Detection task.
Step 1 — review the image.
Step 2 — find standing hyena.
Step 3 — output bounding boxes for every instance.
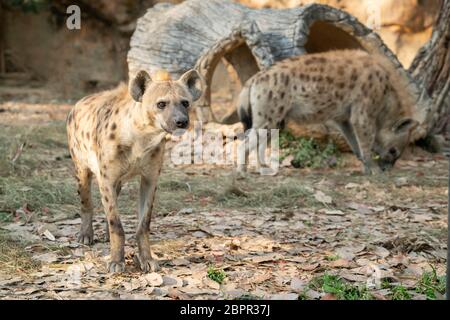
[237,50,419,174]
[66,69,203,272]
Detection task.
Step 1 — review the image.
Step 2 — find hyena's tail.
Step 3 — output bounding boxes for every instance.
[237,83,253,131]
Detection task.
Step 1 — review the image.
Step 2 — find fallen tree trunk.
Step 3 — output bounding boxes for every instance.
[127,0,446,150]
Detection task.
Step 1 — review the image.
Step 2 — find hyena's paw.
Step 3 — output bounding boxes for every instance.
[134,254,160,273]
[108,261,125,273]
[235,167,249,180]
[78,229,94,245]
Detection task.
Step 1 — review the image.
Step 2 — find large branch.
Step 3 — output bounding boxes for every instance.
[128,0,417,119]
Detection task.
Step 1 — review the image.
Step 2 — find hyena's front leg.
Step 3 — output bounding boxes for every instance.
[350,111,378,175]
[76,167,94,245]
[135,175,160,272]
[334,120,362,160]
[98,177,125,273]
[136,147,164,272]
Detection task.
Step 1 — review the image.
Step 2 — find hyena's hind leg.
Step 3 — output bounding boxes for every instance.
[135,146,165,272]
[237,128,258,173]
[237,122,277,175]
[76,167,95,245]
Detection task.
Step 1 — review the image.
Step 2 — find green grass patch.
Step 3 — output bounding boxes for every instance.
[207,265,226,284]
[390,285,412,300]
[217,181,310,209]
[325,254,340,261]
[279,130,340,169]
[415,267,446,300]
[309,274,372,300]
[0,175,77,213]
[0,122,68,178]
[0,211,13,223]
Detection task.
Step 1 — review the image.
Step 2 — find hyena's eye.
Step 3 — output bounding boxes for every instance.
[157,101,167,109]
[181,100,190,108]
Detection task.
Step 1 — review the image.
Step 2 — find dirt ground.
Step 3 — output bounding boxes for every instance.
[0,98,447,300]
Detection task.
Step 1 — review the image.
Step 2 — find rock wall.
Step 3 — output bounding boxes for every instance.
[240,0,440,67]
[1,9,128,98]
[0,0,181,99]
[0,0,440,99]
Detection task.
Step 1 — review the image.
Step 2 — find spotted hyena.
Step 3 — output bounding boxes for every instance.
[66,69,203,272]
[238,50,419,174]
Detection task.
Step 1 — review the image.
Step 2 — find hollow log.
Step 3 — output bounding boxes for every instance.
[127,0,442,149]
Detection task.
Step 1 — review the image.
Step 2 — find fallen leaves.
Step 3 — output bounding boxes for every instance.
[32,252,58,263]
[0,151,447,300]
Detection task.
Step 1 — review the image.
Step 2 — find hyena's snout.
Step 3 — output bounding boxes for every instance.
[174,115,189,129]
[172,108,189,129]
[377,148,400,171]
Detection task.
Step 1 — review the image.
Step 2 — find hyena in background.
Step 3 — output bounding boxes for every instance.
[66,69,203,272]
[237,50,419,175]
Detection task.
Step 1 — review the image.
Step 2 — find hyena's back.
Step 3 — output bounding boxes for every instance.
[240,50,413,130]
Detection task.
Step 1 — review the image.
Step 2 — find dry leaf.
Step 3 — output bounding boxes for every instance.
[172,258,190,266]
[314,191,333,204]
[33,252,58,263]
[290,277,306,292]
[144,273,163,287]
[162,275,183,288]
[245,253,283,264]
[270,293,299,300]
[202,277,220,290]
[43,229,56,241]
[322,209,345,216]
[329,259,353,268]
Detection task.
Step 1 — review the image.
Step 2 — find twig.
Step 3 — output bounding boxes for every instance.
[11,142,27,164]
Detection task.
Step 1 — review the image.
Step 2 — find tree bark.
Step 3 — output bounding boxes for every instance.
[409,0,450,137]
[0,4,4,74]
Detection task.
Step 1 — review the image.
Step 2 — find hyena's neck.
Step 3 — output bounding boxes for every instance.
[123,101,165,143]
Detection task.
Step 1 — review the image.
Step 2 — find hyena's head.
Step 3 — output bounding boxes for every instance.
[374,118,418,171]
[130,69,204,133]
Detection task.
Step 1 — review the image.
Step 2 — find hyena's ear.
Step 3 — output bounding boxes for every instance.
[178,69,204,102]
[392,118,419,134]
[130,70,152,102]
